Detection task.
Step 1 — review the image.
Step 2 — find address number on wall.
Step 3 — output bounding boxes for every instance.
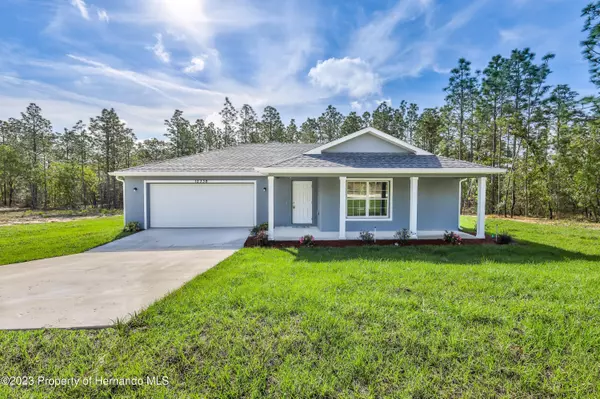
[194,179,208,184]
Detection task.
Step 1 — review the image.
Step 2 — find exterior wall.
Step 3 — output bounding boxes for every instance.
[317,177,340,232]
[324,133,411,153]
[416,177,460,231]
[274,177,318,226]
[313,176,459,232]
[123,175,459,232]
[123,176,268,229]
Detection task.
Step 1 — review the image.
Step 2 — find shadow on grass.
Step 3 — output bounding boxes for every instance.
[279,239,600,265]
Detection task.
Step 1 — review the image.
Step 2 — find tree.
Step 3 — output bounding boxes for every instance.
[414,108,443,153]
[164,110,196,157]
[372,102,394,134]
[285,119,299,143]
[89,108,131,208]
[238,104,259,144]
[19,103,53,209]
[582,2,600,89]
[361,111,372,128]
[135,138,171,164]
[406,103,419,144]
[317,105,344,142]
[341,112,363,136]
[300,118,319,143]
[444,59,477,160]
[259,106,285,142]
[220,97,238,147]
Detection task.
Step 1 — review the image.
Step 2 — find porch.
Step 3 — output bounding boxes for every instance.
[273,226,479,241]
[266,175,487,241]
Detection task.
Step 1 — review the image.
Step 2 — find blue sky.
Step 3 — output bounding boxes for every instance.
[0,0,593,140]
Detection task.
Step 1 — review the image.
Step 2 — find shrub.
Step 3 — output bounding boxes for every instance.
[393,228,412,245]
[359,230,375,244]
[299,234,315,247]
[443,230,462,245]
[250,222,268,237]
[496,232,513,245]
[254,230,269,247]
[123,221,142,232]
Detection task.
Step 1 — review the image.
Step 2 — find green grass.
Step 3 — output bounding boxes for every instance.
[0,216,130,265]
[1,217,599,397]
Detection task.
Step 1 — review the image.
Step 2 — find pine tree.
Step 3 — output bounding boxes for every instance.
[238,104,259,143]
[341,112,363,136]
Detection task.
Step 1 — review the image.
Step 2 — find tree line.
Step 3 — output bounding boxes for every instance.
[1,3,600,220]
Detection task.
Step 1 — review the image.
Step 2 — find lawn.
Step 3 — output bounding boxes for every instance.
[0,216,130,266]
[1,217,599,397]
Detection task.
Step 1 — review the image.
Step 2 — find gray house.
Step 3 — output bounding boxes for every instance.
[112,128,505,240]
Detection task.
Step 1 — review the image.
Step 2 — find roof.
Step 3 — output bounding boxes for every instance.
[113,143,319,175]
[112,131,506,176]
[263,153,494,169]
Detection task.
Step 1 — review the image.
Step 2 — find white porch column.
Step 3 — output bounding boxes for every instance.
[409,177,419,238]
[339,176,347,239]
[476,177,487,239]
[268,175,275,240]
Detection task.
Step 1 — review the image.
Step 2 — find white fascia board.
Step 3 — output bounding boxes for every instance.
[109,171,263,177]
[254,167,507,176]
[304,127,432,155]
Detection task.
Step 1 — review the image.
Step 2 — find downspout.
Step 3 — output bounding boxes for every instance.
[116,176,126,226]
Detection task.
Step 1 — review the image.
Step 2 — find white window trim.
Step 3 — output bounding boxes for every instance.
[345,178,393,221]
[143,179,257,229]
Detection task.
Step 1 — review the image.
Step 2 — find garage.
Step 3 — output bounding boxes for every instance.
[148,182,256,228]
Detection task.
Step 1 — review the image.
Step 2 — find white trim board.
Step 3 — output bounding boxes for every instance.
[304,127,432,155]
[143,179,257,229]
[111,171,262,177]
[254,167,507,176]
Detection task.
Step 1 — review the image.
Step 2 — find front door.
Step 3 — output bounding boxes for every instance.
[292,181,313,224]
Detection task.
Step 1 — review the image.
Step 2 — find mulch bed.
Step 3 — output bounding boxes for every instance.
[244,235,495,248]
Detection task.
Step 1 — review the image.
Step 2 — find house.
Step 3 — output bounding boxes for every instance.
[112,127,506,240]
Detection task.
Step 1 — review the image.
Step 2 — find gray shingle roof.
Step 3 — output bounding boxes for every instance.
[115,143,497,174]
[115,143,320,173]
[264,153,495,169]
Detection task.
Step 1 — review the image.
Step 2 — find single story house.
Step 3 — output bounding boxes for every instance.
[112,128,506,240]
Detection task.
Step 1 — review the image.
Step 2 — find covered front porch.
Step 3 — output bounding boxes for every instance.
[266,175,488,241]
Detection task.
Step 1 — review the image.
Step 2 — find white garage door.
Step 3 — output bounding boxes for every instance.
[149,182,255,228]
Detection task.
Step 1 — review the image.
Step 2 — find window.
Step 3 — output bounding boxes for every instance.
[346,180,390,219]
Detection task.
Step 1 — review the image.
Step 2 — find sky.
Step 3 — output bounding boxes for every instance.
[0,0,594,140]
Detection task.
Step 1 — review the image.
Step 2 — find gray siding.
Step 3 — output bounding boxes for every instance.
[417,177,460,231]
[123,175,459,232]
[324,133,411,153]
[317,177,340,232]
[123,176,268,229]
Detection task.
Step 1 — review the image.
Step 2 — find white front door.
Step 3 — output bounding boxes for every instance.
[292,181,313,224]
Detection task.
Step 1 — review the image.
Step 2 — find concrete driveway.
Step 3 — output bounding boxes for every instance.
[0,228,249,330]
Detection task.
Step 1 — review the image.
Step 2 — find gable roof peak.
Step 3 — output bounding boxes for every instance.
[304,127,432,155]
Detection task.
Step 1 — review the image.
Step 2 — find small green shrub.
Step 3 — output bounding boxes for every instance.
[250,223,268,237]
[359,231,375,244]
[393,228,412,245]
[254,230,269,247]
[496,232,513,245]
[123,221,142,232]
[443,230,462,245]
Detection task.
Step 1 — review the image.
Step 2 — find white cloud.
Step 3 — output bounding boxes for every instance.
[97,9,109,23]
[308,57,381,98]
[70,0,90,20]
[350,101,362,110]
[149,34,170,64]
[183,57,206,74]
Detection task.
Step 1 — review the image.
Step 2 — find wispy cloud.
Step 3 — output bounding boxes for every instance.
[149,33,170,64]
[183,57,206,74]
[97,9,109,23]
[70,0,90,20]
